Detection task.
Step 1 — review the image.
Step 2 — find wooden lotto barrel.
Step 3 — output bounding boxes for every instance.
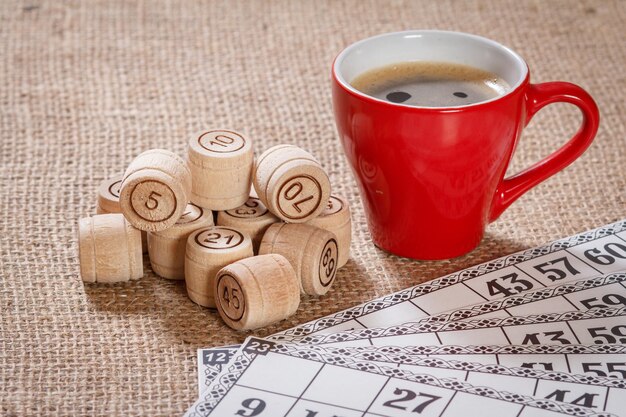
[96,175,123,214]
[184,226,253,308]
[120,149,192,232]
[78,213,143,283]
[187,129,254,210]
[259,223,338,296]
[97,174,148,253]
[215,254,300,331]
[147,203,214,280]
[253,145,330,223]
[216,197,280,253]
[307,195,351,268]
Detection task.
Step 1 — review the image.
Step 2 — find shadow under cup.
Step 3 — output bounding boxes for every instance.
[332,31,588,260]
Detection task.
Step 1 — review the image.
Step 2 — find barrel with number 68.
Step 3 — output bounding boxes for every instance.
[259,223,339,296]
[184,226,253,307]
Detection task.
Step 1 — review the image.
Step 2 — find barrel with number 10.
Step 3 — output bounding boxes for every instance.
[188,130,254,210]
[253,145,331,223]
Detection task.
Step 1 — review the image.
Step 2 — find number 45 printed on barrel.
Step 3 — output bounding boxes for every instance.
[463,234,626,301]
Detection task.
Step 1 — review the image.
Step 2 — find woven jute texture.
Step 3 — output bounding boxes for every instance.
[1,0,624,415]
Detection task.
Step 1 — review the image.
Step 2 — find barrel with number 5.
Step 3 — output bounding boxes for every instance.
[184,226,253,307]
[215,254,300,330]
[188,129,254,210]
[259,223,339,296]
[216,197,280,253]
[120,149,192,232]
[253,145,331,223]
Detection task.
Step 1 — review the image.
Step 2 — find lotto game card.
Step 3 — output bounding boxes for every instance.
[187,338,617,417]
[270,219,626,339]
[192,219,626,415]
[273,306,626,347]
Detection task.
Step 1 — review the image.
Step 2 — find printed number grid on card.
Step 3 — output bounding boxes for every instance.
[197,344,626,397]
[294,345,626,414]
[195,220,626,365]
[186,338,617,417]
[425,272,626,322]
[268,219,626,339]
[274,306,626,347]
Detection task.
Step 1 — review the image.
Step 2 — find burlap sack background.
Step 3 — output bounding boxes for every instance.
[1,0,624,415]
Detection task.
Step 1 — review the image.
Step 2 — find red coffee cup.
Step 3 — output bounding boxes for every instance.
[332,30,599,260]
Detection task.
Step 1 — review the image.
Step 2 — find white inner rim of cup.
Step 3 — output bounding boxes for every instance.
[334,30,528,109]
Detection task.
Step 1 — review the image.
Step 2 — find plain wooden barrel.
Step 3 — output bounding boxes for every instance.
[120,149,192,232]
[253,145,330,223]
[147,203,214,280]
[187,129,254,210]
[216,197,280,253]
[78,213,143,283]
[184,226,253,308]
[96,174,148,253]
[215,254,300,331]
[307,195,351,268]
[259,223,339,296]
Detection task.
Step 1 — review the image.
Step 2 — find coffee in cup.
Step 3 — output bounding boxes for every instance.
[350,61,511,107]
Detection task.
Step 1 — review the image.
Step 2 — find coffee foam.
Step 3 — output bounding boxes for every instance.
[351,61,511,107]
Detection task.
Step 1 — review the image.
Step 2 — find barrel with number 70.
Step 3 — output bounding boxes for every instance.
[253,145,331,223]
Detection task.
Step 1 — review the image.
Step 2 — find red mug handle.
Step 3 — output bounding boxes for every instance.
[489,82,600,222]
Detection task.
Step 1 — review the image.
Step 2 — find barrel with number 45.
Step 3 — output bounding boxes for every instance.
[215,254,300,330]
